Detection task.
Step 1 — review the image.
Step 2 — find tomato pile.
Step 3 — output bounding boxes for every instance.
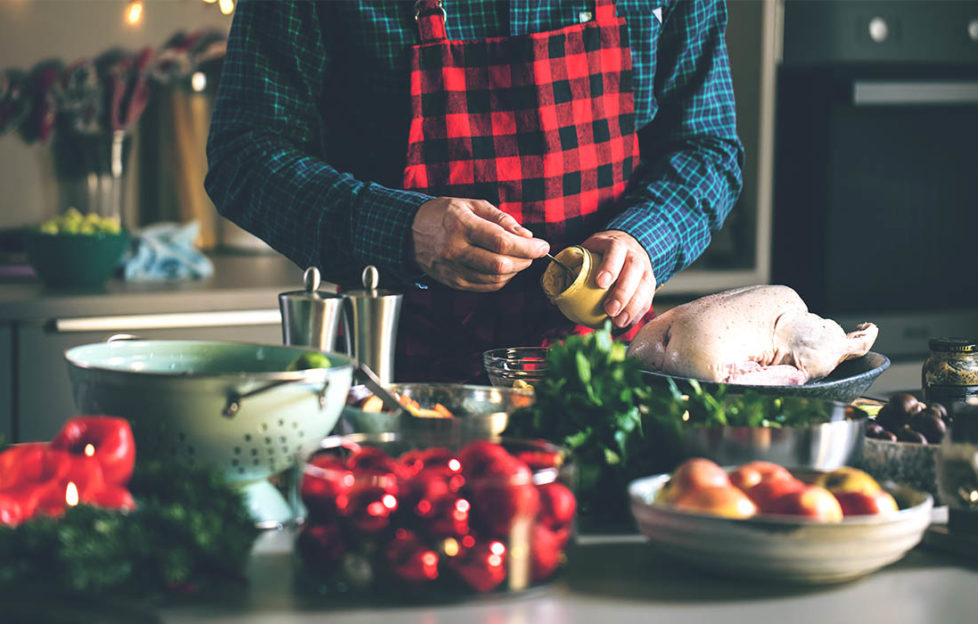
[296,439,576,595]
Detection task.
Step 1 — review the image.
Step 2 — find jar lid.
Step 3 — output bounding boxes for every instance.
[928,338,977,353]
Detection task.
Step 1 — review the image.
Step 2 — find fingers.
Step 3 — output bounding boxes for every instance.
[413,197,547,292]
[466,202,549,258]
[606,257,655,328]
[583,231,656,328]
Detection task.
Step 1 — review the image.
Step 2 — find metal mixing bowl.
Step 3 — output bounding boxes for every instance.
[674,400,868,470]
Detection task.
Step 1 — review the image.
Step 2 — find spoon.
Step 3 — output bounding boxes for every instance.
[545,253,575,276]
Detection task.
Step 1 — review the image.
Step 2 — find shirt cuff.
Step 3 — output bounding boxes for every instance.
[353,184,433,286]
[604,210,680,285]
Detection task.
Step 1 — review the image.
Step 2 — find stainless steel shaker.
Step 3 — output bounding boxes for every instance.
[278,267,348,353]
[343,266,403,384]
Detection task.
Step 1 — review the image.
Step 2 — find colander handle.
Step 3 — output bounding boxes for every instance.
[222,378,331,419]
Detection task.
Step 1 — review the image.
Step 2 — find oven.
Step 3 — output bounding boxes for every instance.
[772,0,978,359]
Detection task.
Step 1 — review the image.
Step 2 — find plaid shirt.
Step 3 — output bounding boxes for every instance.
[205,0,743,289]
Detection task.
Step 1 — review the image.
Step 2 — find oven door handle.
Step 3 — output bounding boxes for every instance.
[853,80,978,106]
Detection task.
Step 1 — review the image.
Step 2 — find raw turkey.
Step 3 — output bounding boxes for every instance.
[626,285,878,385]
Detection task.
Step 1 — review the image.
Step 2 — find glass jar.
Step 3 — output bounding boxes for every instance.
[936,400,978,535]
[295,433,576,600]
[921,338,978,408]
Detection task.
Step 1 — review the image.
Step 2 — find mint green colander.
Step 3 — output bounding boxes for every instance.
[65,339,354,528]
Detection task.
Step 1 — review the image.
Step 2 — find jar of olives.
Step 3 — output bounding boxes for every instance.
[922,338,978,410]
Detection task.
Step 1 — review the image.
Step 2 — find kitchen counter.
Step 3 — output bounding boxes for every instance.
[0,253,308,322]
[157,529,978,624]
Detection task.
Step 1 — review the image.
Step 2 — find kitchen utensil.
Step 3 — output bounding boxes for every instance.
[641,352,891,404]
[279,266,347,353]
[545,252,574,276]
[629,469,933,584]
[64,339,355,528]
[675,399,867,471]
[342,265,403,384]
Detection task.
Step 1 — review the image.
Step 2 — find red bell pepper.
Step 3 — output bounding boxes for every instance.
[0,491,25,526]
[51,416,136,485]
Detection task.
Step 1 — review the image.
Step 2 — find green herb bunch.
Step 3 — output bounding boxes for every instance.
[646,378,844,441]
[0,459,260,598]
[505,323,656,524]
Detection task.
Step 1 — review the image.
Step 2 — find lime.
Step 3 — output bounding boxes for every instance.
[286,351,331,371]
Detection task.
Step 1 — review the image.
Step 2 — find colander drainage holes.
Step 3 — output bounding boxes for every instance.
[265,437,272,444]
[232,459,240,467]
[251,449,258,456]
[278,419,285,426]
[234,447,241,455]
[244,434,252,442]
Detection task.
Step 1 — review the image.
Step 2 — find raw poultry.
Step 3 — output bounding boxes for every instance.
[626,285,878,385]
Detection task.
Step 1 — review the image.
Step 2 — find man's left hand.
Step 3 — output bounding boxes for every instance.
[581,231,656,329]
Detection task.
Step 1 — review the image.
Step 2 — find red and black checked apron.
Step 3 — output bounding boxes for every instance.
[398,0,645,382]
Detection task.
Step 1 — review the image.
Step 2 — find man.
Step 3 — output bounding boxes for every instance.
[206,0,743,381]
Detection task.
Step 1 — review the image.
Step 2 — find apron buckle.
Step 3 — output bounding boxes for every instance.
[414,0,447,24]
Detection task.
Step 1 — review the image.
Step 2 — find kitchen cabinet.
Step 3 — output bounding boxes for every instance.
[0,323,11,442]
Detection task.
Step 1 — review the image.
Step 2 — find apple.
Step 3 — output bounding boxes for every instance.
[659,458,731,503]
[766,485,844,522]
[745,477,806,512]
[672,485,757,519]
[728,461,794,491]
[834,490,899,516]
[813,466,883,496]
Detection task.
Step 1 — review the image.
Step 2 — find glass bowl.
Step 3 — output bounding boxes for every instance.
[295,432,576,599]
[483,347,549,389]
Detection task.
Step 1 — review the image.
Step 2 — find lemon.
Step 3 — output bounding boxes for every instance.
[286,351,331,371]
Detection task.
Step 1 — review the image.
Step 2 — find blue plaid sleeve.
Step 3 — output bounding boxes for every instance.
[205,0,431,287]
[606,0,744,285]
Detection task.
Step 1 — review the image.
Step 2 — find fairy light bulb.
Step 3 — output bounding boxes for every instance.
[218,0,234,15]
[125,0,143,25]
[83,443,95,457]
[65,482,79,507]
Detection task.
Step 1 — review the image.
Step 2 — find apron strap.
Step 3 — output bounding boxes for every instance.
[594,0,618,23]
[415,0,447,43]
[416,0,618,43]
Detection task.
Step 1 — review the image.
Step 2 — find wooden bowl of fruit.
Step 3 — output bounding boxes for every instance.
[629,459,933,584]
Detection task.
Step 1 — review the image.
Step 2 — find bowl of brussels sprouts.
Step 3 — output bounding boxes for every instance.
[25,209,130,289]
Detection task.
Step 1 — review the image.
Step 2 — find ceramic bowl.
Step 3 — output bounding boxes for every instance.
[629,470,933,585]
[24,228,130,289]
[64,339,355,527]
[641,352,891,404]
[295,432,575,598]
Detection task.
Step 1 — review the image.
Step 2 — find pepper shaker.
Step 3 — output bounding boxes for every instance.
[342,266,403,384]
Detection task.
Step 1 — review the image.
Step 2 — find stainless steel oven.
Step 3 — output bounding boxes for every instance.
[772,0,978,359]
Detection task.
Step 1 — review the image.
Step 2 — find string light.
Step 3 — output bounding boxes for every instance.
[65,482,79,507]
[218,0,234,16]
[125,0,143,26]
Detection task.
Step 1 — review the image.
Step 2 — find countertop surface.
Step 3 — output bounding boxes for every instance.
[0,254,309,322]
[156,529,978,624]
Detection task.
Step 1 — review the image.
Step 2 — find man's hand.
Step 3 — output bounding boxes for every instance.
[582,230,656,328]
[412,197,550,292]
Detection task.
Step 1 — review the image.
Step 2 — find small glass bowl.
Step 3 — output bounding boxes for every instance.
[295,432,575,599]
[483,347,549,389]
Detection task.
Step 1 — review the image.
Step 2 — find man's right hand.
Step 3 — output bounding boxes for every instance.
[411,197,550,292]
